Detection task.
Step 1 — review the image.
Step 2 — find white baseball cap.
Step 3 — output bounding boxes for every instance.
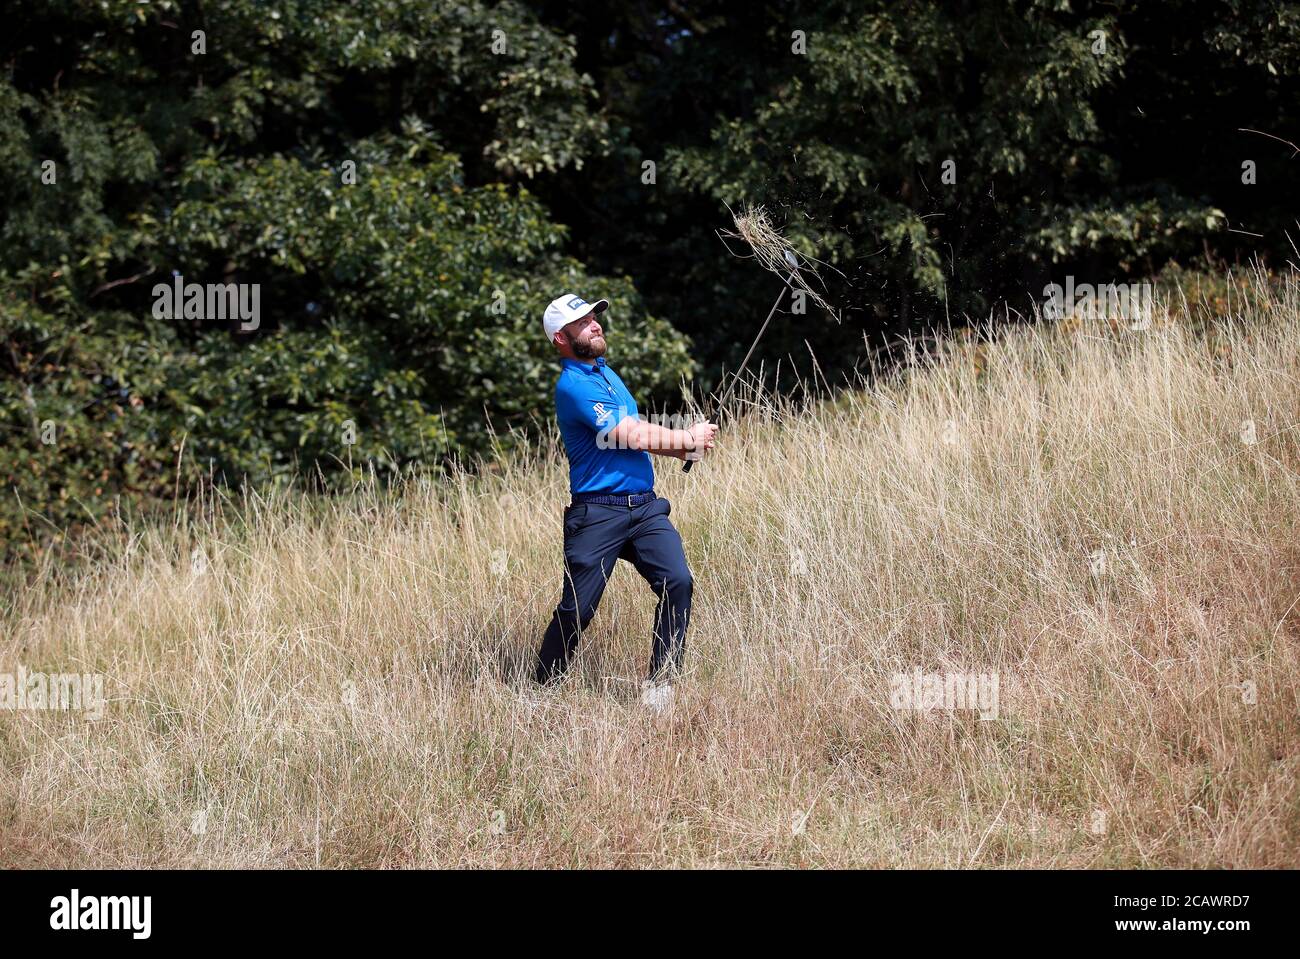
[543,293,608,344]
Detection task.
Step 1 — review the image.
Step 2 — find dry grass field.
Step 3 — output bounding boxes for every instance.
[3,274,1299,868]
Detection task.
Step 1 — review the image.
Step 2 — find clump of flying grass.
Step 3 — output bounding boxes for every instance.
[720,202,842,320]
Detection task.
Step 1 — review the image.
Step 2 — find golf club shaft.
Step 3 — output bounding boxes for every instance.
[683,271,795,473]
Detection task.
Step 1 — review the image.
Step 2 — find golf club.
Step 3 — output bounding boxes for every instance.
[683,252,800,473]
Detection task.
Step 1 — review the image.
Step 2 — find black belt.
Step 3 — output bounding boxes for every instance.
[571,490,656,507]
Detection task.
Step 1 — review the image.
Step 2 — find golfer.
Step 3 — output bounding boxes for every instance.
[534,293,718,710]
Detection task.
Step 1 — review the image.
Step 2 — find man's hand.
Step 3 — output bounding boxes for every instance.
[687,421,719,452]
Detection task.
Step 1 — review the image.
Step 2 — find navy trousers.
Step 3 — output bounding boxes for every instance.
[535,495,694,684]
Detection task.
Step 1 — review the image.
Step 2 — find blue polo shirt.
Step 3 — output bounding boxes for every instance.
[555,356,655,495]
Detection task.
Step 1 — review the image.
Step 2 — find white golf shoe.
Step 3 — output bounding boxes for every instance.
[640,681,675,715]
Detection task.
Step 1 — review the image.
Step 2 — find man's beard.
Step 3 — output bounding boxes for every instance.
[569,332,606,359]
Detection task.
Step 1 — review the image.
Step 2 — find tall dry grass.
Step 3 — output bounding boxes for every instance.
[2,273,1299,868]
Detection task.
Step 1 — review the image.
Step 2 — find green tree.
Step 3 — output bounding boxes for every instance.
[0,0,693,567]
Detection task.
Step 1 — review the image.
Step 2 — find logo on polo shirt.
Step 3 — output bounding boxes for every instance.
[593,402,611,424]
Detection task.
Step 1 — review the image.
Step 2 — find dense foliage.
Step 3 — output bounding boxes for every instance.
[3,0,1297,561]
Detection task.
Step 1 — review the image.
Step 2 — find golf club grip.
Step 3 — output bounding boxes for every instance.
[681,411,712,472]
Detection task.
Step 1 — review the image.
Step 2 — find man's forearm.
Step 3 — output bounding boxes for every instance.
[624,418,694,453]
[644,445,687,459]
